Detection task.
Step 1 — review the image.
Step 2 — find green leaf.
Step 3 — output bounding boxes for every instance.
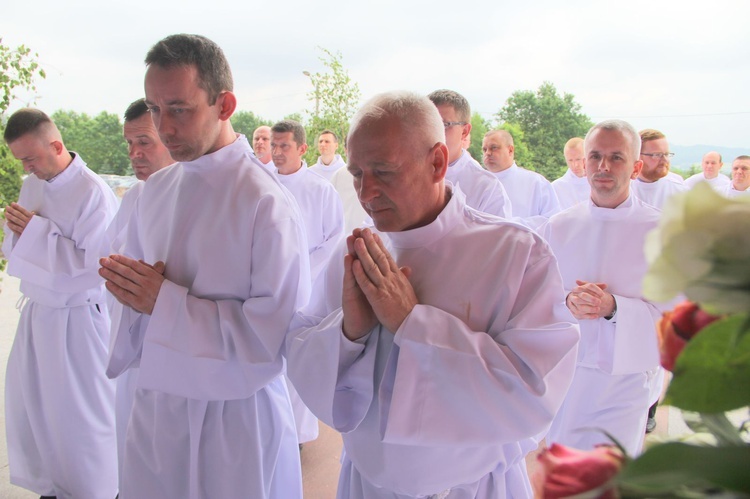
[617,442,750,495]
[664,314,750,412]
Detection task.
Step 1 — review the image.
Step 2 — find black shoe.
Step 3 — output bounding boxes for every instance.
[645,417,657,433]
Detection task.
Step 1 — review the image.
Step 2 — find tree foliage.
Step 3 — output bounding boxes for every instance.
[231,110,272,138]
[303,47,361,165]
[1,38,46,266]
[496,81,592,180]
[52,110,130,175]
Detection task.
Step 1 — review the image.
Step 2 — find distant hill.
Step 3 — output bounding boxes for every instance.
[670,144,748,175]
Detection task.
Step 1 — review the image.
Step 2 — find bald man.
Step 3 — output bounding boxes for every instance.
[482,129,561,229]
[252,125,275,172]
[2,108,119,498]
[684,151,730,190]
[552,137,591,209]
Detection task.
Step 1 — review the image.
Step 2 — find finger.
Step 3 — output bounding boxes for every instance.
[353,236,383,286]
[400,266,412,280]
[346,234,358,257]
[372,232,399,273]
[109,254,155,278]
[351,258,377,296]
[360,229,393,276]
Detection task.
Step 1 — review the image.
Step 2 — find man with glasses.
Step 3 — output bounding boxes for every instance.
[428,89,512,218]
[630,129,686,210]
[552,137,590,209]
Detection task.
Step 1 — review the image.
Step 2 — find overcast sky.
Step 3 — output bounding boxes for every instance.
[3,0,749,148]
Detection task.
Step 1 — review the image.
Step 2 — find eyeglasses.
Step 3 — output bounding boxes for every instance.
[641,152,675,159]
[443,121,467,128]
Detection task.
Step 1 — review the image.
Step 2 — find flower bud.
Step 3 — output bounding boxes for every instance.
[657,301,722,372]
[533,443,625,499]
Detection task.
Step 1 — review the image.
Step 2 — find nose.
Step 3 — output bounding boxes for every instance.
[128,144,141,159]
[357,172,378,204]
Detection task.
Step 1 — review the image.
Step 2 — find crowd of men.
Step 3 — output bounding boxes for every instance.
[2,33,748,499]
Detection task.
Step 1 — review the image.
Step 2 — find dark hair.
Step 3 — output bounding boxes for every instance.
[3,108,52,144]
[272,120,306,146]
[319,129,339,142]
[145,34,233,105]
[124,98,149,122]
[428,89,471,122]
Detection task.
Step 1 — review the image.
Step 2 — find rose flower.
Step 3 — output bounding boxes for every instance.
[657,301,723,372]
[533,443,625,499]
[643,182,750,315]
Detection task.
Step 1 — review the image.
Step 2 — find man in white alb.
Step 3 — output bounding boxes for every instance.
[630,128,687,209]
[684,151,730,190]
[106,97,175,488]
[543,119,667,456]
[287,91,579,499]
[722,155,750,198]
[428,89,512,218]
[552,137,590,209]
[252,125,275,172]
[3,108,119,499]
[271,118,344,446]
[310,129,347,181]
[482,129,561,229]
[99,34,309,499]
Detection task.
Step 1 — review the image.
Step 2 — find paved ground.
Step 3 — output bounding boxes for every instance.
[0,270,686,499]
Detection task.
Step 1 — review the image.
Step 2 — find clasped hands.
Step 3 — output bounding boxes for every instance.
[99,255,166,315]
[4,202,34,236]
[342,228,417,341]
[565,279,616,320]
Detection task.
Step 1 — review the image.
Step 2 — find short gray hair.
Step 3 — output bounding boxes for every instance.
[348,91,445,154]
[584,119,641,160]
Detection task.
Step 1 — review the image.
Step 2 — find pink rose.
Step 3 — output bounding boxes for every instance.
[658,301,723,372]
[533,443,625,499]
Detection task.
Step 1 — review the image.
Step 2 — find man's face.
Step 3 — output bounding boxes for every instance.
[8,133,61,181]
[639,138,670,182]
[347,116,445,232]
[584,128,642,208]
[271,131,306,173]
[701,152,723,179]
[144,64,224,162]
[252,127,272,163]
[564,146,586,178]
[732,159,750,191]
[435,104,470,163]
[482,134,514,172]
[123,113,173,180]
[317,133,338,157]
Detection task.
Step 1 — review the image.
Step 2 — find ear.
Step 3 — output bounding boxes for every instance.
[299,143,308,155]
[631,160,644,179]
[50,140,64,156]
[216,91,237,121]
[431,142,449,183]
[461,123,472,141]
[508,144,515,156]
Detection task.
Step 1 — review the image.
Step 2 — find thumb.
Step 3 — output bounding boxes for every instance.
[400,266,412,279]
[152,261,166,275]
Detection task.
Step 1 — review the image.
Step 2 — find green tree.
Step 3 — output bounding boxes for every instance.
[1,39,46,207]
[0,39,46,268]
[496,81,593,181]
[302,47,361,165]
[52,110,130,175]
[231,110,271,138]
[497,122,532,170]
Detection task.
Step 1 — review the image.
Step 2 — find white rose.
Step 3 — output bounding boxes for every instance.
[643,182,750,314]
